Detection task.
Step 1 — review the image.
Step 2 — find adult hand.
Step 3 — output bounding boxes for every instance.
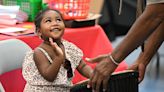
[86,54,118,92]
[128,62,147,83]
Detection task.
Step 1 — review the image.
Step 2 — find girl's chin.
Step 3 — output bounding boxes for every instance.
[51,37,61,41]
[51,35,63,39]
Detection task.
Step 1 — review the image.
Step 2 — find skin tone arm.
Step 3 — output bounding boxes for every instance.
[34,38,64,82]
[128,22,164,82]
[77,60,93,78]
[112,4,164,63]
[86,3,164,92]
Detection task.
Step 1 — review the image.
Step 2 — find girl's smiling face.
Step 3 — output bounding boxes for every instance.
[39,10,65,42]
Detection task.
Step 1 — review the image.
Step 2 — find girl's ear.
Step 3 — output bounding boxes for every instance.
[36,29,42,38]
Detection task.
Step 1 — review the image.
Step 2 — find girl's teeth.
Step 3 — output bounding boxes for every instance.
[53,29,58,31]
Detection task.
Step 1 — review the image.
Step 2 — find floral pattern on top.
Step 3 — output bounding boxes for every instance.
[22,39,83,92]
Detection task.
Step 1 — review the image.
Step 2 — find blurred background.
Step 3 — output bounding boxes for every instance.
[0,0,163,92]
[97,0,138,41]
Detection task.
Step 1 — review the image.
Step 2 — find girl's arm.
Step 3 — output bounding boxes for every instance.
[34,38,64,82]
[77,60,93,78]
[33,49,64,82]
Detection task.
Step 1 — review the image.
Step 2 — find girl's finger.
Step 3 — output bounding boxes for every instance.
[49,37,53,44]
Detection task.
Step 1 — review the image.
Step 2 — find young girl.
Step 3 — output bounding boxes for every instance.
[22,8,93,92]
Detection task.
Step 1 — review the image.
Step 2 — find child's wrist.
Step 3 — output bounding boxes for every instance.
[80,63,87,70]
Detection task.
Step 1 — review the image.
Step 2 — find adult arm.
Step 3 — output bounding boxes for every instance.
[87,4,164,92]
[128,22,164,82]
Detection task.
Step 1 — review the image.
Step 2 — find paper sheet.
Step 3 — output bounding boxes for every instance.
[0,27,34,36]
[0,27,27,33]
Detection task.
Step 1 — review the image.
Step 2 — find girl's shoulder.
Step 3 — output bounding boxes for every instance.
[63,39,83,56]
[62,39,83,54]
[62,39,81,50]
[34,46,53,62]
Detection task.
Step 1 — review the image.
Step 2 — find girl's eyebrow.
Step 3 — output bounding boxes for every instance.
[42,17,51,22]
[43,17,51,20]
[55,15,62,19]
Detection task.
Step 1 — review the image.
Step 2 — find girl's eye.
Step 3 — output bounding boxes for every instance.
[56,18,62,22]
[45,19,51,23]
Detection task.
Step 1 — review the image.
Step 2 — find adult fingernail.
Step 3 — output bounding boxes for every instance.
[103,89,106,92]
[92,89,95,92]
[87,84,90,88]
[85,58,90,61]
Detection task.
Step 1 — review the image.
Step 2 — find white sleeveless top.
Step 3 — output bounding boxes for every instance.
[22,39,83,92]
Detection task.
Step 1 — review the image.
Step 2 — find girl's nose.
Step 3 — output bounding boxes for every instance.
[52,21,58,25]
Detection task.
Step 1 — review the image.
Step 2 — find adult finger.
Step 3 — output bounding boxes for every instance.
[85,55,106,63]
[102,76,109,92]
[88,69,101,92]
[127,62,139,70]
[138,64,146,83]
[95,75,103,92]
[91,70,98,91]
[87,70,95,89]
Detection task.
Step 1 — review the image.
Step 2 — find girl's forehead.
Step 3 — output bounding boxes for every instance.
[43,10,61,18]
